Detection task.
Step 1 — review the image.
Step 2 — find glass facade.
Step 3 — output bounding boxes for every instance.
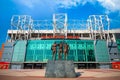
[4,39,111,63]
[25,39,95,62]
[2,42,14,62]
[116,39,120,60]
[94,40,110,62]
[12,40,27,62]
[116,39,120,52]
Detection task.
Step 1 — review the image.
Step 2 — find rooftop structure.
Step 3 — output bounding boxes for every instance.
[7,13,112,41]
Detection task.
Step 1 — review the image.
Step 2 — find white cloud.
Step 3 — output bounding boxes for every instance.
[12,0,57,17]
[13,0,120,13]
[14,0,90,9]
[56,0,120,13]
[56,0,80,8]
[56,0,120,11]
[13,0,39,9]
[98,0,120,13]
[56,0,92,8]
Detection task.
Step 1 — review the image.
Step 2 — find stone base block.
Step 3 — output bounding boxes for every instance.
[45,60,76,78]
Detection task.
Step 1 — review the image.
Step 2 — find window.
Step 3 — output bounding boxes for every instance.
[4,58,9,61]
[109,53,112,55]
[7,53,10,55]
[111,59,113,61]
[89,50,93,55]
[114,53,117,55]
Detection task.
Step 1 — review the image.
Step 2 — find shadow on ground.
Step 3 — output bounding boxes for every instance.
[76,72,83,77]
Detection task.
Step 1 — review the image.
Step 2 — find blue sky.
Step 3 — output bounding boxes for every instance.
[0,0,120,46]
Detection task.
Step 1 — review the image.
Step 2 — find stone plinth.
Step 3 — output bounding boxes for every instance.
[45,60,76,78]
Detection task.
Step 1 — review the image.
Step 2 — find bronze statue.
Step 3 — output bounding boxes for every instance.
[58,42,63,60]
[51,41,70,60]
[63,43,69,60]
[51,42,57,60]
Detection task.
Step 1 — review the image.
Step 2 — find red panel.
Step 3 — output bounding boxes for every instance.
[112,62,120,69]
[0,62,10,69]
[41,35,80,39]
[112,62,120,64]
[0,62,10,64]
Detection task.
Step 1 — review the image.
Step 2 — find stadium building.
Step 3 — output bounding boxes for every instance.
[0,13,120,69]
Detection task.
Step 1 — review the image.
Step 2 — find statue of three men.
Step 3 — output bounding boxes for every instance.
[51,42,69,60]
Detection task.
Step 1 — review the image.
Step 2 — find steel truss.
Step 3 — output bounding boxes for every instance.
[10,15,33,41]
[8,14,110,41]
[53,13,67,38]
[87,15,110,41]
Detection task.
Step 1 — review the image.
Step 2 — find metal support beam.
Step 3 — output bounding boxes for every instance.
[88,15,110,41]
[10,15,33,41]
[53,13,68,38]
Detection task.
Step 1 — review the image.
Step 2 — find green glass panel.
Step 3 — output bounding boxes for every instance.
[94,40,110,62]
[12,40,27,62]
[116,39,120,44]
[24,39,95,62]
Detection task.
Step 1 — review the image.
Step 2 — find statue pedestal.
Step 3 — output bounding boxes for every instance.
[45,60,76,78]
